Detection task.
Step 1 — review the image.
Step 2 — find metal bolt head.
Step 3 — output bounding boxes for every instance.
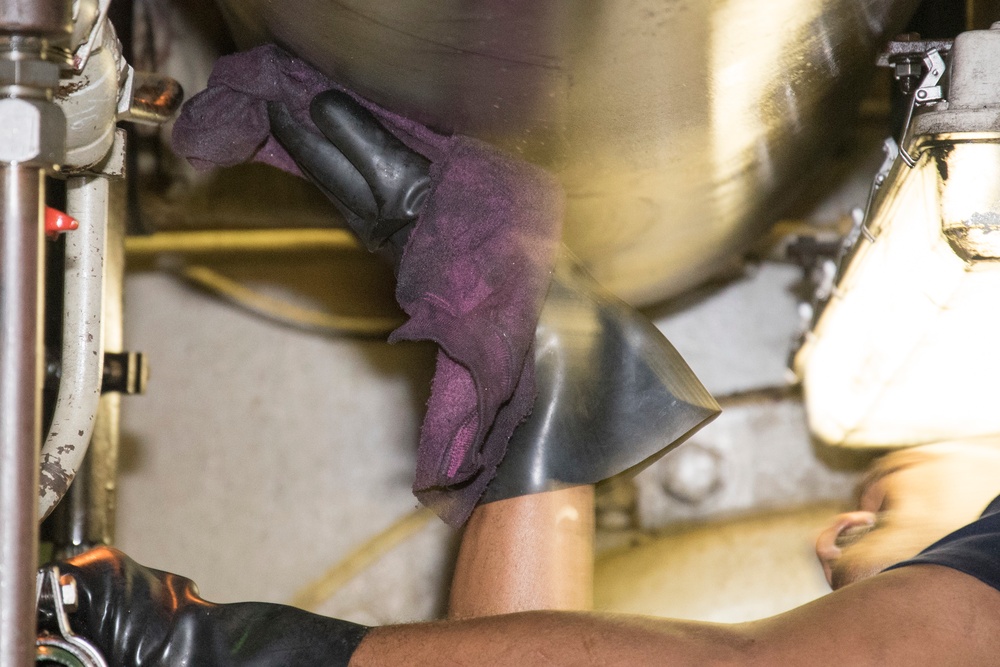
[893,61,920,80]
[660,442,724,505]
[0,98,40,162]
[58,573,78,611]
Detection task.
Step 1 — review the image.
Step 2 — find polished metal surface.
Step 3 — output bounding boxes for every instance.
[0,22,66,666]
[215,0,918,305]
[0,165,44,667]
[0,0,71,37]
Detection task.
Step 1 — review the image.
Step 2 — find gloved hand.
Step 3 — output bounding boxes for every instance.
[268,88,720,505]
[49,547,369,667]
[267,89,431,264]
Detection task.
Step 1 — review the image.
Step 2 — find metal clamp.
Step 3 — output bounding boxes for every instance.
[898,48,947,167]
[36,566,108,667]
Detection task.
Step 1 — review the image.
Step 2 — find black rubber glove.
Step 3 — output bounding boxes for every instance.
[52,547,369,667]
[267,90,431,263]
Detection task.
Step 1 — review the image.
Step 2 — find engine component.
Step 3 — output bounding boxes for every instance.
[36,565,108,667]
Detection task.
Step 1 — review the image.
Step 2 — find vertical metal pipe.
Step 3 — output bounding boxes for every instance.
[0,2,70,661]
[0,165,44,667]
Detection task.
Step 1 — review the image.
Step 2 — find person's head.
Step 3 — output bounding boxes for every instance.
[815,440,1000,590]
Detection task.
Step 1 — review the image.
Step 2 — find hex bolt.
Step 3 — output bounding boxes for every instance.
[0,99,40,163]
[58,574,78,612]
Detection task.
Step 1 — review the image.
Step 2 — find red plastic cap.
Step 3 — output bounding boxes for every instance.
[45,207,79,239]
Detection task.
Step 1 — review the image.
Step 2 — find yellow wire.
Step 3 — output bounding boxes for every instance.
[180,265,404,339]
[125,228,360,257]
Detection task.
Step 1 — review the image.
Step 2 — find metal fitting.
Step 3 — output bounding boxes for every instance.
[58,574,78,611]
[0,1,72,40]
[101,351,148,395]
[0,97,65,167]
[119,70,184,125]
[56,17,123,168]
[0,57,59,94]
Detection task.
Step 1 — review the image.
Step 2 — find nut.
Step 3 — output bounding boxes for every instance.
[0,97,65,167]
[0,98,41,162]
[0,59,59,89]
[58,573,78,611]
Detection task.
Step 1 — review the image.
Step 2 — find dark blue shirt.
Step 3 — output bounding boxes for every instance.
[886,494,1000,592]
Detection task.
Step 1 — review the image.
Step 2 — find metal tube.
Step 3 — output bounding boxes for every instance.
[0,7,70,663]
[38,176,108,522]
[0,165,44,667]
[50,176,124,558]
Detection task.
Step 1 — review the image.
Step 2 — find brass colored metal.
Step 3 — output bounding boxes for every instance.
[124,228,360,257]
[215,0,919,305]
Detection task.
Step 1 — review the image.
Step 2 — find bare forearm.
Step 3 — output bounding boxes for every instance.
[351,611,752,666]
[449,486,595,618]
[351,567,1000,667]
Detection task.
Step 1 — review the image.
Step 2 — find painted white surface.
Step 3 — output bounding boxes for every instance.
[116,272,454,623]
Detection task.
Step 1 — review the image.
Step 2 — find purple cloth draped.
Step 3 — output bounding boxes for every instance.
[172,44,563,526]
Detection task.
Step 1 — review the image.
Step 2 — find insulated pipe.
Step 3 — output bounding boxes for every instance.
[38,175,107,521]
[49,174,124,557]
[0,165,45,667]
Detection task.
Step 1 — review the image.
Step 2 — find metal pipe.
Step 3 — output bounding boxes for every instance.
[38,175,108,522]
[0,6,70,663]
[125,228,360,257]
[49,175,124,558]
[0,165,45,667]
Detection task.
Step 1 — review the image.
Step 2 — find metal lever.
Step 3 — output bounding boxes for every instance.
[35,566,108,667]
[898,48,946,167]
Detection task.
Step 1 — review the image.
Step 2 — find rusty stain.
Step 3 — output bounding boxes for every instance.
[77,429,84,436]
[56,76,90,100]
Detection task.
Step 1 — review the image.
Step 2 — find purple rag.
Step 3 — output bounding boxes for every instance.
[172,45,563,526]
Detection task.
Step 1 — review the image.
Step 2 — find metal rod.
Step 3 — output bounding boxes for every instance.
[0,5,69,661]
[0,165,44,667]
[125,228,360,258]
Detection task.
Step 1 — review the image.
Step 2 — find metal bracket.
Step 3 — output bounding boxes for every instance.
[36,566,108,667]
[70,0,112,72]
[897,48,947,167]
